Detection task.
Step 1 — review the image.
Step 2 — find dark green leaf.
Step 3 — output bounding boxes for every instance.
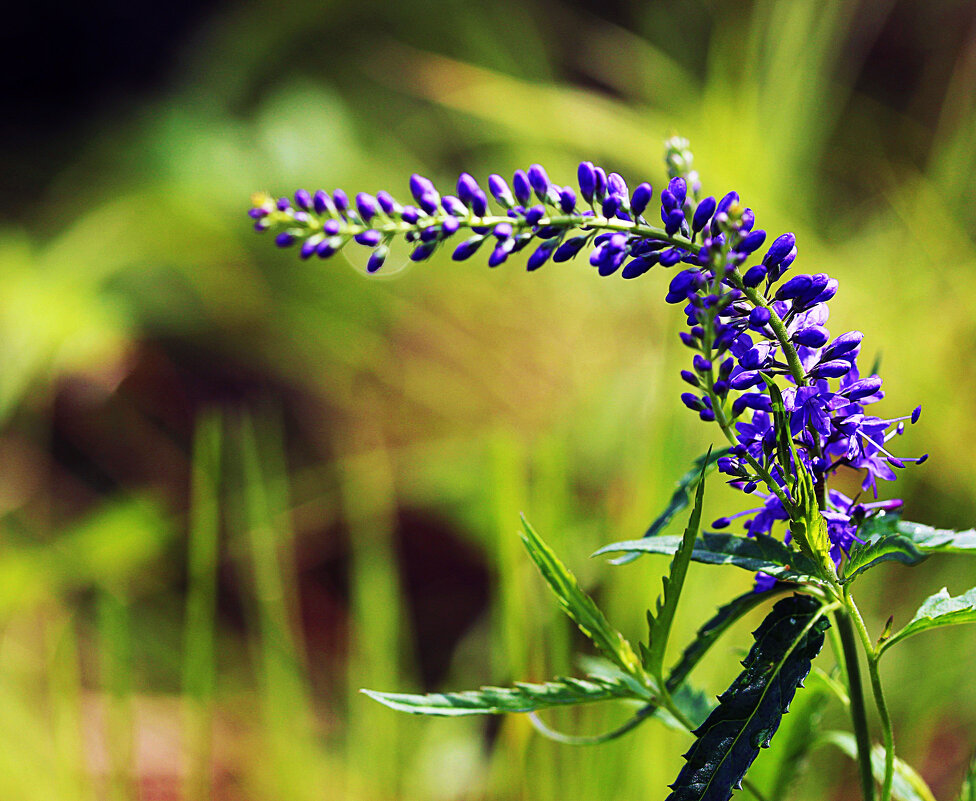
[822,731,937,801]
[520,515,645,682]
[667,587,790,692]
[612,447,730,566]
[362,674,638,717]
[843,535,926,582]
[880,586,976,655]
[645,451,709,679]
[666,594,830,801]
[761,375,795,485]
[595,532,825,586]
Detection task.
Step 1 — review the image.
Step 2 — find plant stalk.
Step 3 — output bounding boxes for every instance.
[834,610,876,801]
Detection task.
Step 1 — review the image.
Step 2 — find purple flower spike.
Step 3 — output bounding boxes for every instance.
[410,174,435,203]
[763,233,796,265]
[457,173,480,205]
[630,183,653,216]
[844,376,883,400]
[621,256,657,279]
[775,274,814,300]
[743,265,767,288]
[559,187,577,213]
[692,196,716,233]
[749,307,771,329]
[811,359,854,379]
[793,325,830,348]
[730,371,763,390]
[528,164,550,198]
[452,237,484,261]
[377,191,397,214]
[668,177,687,205]
[823,331,863,360]
[355,230,382,247]
[553,236,588,262]
[367,247,388,273]
[527,240,557,271]
[593,167,608,199]
[488,174,515,207]
[608,172,629,198]
[512,170,531,204]
[313,190,331,214]
[737,230,767,255]
[356,193,378,221]
[578,161,596,202]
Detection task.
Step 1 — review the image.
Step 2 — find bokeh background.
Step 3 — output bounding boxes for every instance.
[3,0,976,798]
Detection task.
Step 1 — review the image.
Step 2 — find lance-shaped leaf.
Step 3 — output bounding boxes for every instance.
[362,675,639,717]
[612,447,730,566]
[644,452,709,680]
[666,594,830,801]
[666,586,790,692]
[596,532,825,586]
[879,586,976,655]
[822,731,937,801]
[520,515,645,683]
[843,534,926,583]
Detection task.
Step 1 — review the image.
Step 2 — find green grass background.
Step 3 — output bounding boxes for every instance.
[2,1,975,798]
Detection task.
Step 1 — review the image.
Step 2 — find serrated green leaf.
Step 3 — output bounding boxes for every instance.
[645,452,709,679]
[761,375,796,486]
[666,594,830,801]
[520,515,645,682]
[880,586,976,655]
[667,587,790,692]
[896,520,976,553]
[958,752,976,801]
[612,447,730,566]
[843,534,926,582]
[362,674,638,717]
[822,731,937,801]
[595,532,825,586]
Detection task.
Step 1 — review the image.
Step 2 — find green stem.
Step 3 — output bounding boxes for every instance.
[844,589,896,801]
[834,610,876,801]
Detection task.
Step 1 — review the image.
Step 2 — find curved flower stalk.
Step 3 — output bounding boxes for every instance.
[249,137,926,578]
[247,138,976,801]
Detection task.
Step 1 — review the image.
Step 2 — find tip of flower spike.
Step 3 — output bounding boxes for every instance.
[911,406,922,424]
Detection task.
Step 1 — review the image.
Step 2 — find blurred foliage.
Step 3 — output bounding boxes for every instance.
[1,0,975,798]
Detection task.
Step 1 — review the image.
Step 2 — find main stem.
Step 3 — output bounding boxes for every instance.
[834,609,877,801]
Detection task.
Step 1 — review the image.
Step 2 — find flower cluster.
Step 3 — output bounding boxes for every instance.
[249,137,926,578]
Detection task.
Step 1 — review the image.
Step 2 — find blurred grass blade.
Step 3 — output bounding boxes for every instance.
[596,532,824,585]
[97,589,136,801]
[880,586,976,656]
[182,412,222,801]
[822,731,937,801]
[644,452,708,680]
[520,514,645,684]
[959,752,976,801]
[612,447,729,566]
[364,675,639,717]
